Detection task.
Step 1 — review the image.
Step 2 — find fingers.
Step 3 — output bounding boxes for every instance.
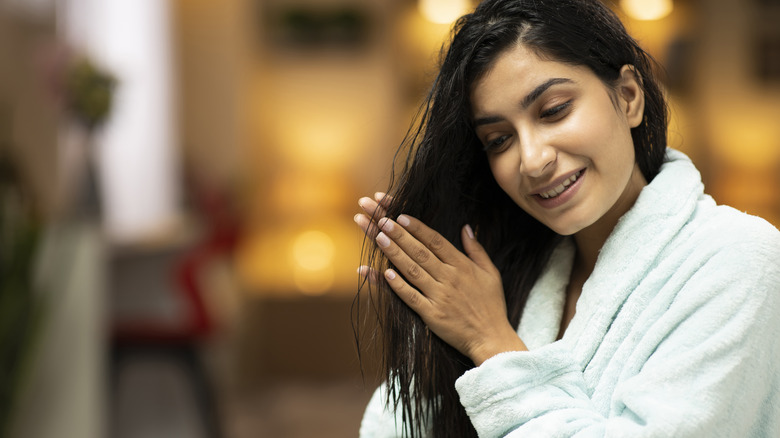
[358,265,425,316]
[391,214,462,266]
[357,265,381,284]
[355,195,388,240]
[374,223,440,293]
[356,206,485,272]
[356,197,442,290]
[461,224,496,272]
[383,268,430,315]
[355,228,434,317]
[354,212,381,239]
[374,192,392,209]
[358,196,386,221]
[377,215,458,280]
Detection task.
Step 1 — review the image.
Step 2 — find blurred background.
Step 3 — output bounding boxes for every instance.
[0,0,778,437]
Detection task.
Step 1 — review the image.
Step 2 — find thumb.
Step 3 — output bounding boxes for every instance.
[461,224,495,270]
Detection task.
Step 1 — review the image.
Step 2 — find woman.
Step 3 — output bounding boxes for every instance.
[353,0,780,436]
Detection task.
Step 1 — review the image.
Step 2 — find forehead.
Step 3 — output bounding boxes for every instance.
[470,44,595,114]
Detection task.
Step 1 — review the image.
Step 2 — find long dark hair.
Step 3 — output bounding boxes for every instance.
[356,1,668,436]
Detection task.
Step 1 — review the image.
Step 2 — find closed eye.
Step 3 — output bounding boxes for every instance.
[541,101,572,120]
[483,134,511,153]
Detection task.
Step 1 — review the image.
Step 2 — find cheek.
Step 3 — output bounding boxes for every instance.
[488,156,516,195]
[603,126,637,175]
[572,109,636,169]
[561,108,609,148]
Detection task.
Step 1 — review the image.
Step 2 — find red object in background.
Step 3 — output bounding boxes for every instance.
[112,176,241,343]
[109,177,241,438]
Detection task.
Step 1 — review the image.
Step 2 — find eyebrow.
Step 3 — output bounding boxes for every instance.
[473,77,574,127]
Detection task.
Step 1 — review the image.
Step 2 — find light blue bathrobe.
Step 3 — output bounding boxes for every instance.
[360,149,780,437]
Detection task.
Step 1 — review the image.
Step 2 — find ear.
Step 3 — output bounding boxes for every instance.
[617,65,645,128]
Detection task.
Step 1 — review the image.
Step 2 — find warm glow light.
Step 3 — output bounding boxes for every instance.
[620,0,673,21]
[235,220,361,298]
[292,230,335,271]
[287,118,353,168]
[266,107,363,171]
[293,266,335,296]
[713,116,780,170]
[291,231,336,295]
[268,173,350,216]
[419,0,470,24]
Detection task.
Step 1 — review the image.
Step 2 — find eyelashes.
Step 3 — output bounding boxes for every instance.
[540,101,572,120]
[481,100,573,154]
[484,135,510,153]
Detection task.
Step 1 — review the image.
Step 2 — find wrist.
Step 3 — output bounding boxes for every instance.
[469,328,527,366]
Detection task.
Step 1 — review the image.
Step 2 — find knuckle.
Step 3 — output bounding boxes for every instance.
[405,289,421,307]
[406,264,423,280]
[413,246,430,263]
[430,308,447,322]
[428,234,445,251]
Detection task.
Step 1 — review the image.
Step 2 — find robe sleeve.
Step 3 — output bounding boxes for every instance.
[359,382,407,438]
[455,235,780,437]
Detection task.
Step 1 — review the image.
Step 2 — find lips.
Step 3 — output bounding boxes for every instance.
[537,170,584,199]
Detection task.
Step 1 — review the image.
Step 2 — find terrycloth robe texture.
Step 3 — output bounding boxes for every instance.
[359,149,780,437]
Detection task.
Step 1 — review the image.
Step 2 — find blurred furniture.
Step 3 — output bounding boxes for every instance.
[110,240,220,438]
[109,179,240,438]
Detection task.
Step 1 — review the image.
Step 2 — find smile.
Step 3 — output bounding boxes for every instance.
[539,170,583,199]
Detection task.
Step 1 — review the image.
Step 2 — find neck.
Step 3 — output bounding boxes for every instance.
[572,164,647,277]
[572,230,605,277]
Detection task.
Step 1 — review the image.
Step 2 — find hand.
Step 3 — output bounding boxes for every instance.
[354,194,527,365]
[354,193,391,284]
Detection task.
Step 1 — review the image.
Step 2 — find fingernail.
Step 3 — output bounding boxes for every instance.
[465,224,475,239]
[378,217,394,232]
[385,269,396,280]
[376,232,391,248]
[397,215,410,227]
[375,192,386,201]
[358,197,372,209]
[357,265,369,276]
[354,214,370,230]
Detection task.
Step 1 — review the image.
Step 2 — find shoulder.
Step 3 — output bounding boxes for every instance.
[686,201,780,261]
[674,203,780,311]
[648,205,780,347]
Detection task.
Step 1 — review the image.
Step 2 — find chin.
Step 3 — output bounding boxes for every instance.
[551,227,580,237]
[543,218,592,237]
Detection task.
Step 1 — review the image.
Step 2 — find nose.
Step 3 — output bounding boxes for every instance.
[518,134,556,178]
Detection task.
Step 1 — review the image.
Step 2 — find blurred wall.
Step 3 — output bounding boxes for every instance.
[169,0,780,386]
[59,0,182,242]
[170,0,467,388]
[175,0,780,305]
[690,0,780,224]
[174,0,248,190]
[0,4,59,215]
[618,0,780,225]
[174,0,432,298]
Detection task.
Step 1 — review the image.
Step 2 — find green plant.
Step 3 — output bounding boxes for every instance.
[0,156,44,438]
[65,58,116,130]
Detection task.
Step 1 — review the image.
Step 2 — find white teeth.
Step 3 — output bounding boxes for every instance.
[539,171,581,199]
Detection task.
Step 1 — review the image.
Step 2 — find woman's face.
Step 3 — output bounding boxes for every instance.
[470,43,647,237]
